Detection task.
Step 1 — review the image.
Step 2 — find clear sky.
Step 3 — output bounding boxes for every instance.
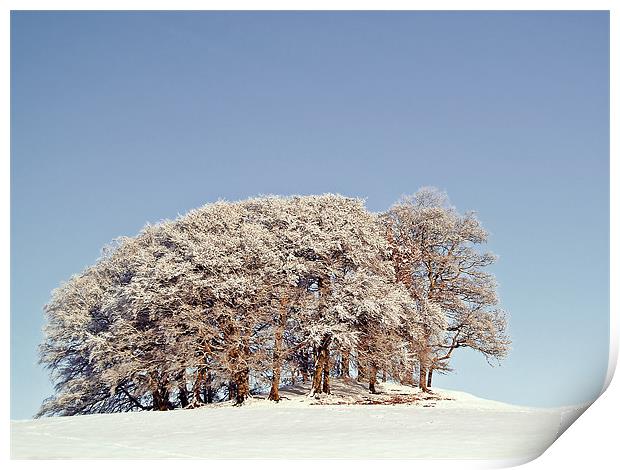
[11,11,609,419]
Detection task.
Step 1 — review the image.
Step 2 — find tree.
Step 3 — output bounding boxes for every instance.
[384,187,510,391]
[37,191,510,417]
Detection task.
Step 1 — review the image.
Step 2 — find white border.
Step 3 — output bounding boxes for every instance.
[2,2,616,469]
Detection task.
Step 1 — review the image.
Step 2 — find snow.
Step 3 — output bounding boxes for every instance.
[11,379,588,460]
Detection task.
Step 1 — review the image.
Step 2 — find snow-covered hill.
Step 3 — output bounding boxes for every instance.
[11,379,588,460]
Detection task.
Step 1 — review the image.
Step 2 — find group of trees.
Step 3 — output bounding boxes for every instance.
[37,188,510,417]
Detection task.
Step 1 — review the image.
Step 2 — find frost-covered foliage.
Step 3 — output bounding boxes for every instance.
[385,188,511,391]
[38,192,509,417]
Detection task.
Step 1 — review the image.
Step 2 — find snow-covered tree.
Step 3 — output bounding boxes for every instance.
[38,191,509,416]
[384,187,510,390]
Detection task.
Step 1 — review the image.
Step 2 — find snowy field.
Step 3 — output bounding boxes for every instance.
[11,380,587,460]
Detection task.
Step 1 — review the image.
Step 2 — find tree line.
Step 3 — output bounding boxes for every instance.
[37,188,510,416]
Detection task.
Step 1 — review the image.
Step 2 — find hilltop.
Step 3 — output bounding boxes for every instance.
[11,379,586,460]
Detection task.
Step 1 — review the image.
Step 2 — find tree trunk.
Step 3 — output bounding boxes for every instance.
[341,350,350,378]
[427,368,434,388]
[235,337,251,405]
[381,369,387,382]
[193,368,205,404]
[205,372,214,403]
[357,356,367,382]
[300,349,310,383]
[311,350,324,395]
[311,277,332,396]
[269,296,287,401]
[310,337,331,395]
[228,381,237,401]
[152,390,163,410]
[222,316,251,405]
[235,368,250,405]
[178,385,189,408]
[369,363,378,394]
[322,351,330,394]
[152,388,170,411]
[419,365,429,392]
[269,367,281,401]
[417,333,430,392]
[403,368,414,386]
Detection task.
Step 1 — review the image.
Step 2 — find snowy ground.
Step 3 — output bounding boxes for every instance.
[11,379,588,460]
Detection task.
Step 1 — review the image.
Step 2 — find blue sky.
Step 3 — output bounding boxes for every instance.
[11,11,609,419]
